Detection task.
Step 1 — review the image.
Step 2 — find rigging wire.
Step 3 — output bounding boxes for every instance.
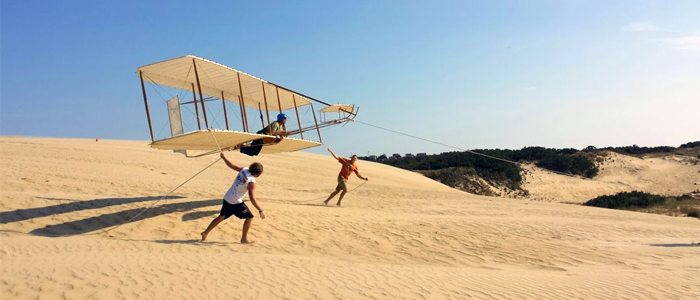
[90,155,222,237]
[91,129,224,237]
[351,119,584,179]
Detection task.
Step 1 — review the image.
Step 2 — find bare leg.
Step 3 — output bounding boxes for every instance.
[201,216,225,241]
[336,189,348,206]
[240,218,253,244]
[324,189,340,205]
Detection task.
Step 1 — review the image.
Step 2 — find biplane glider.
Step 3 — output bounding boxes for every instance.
[136,55,357,157]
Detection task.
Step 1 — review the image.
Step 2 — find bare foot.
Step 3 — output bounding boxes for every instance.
[200,231,208,241]
[323,200,329,206]
[240,240,255,244]
[336,203,342,207]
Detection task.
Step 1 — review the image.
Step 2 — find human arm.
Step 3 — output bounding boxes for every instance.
[247,182,266,219]
[327,148,339,160]
[220,153,242,171]
[268,122,288,137]
[268,129,287,137]
[354,170,368,181]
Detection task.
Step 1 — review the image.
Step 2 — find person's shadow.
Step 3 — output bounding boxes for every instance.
[181,210,218,221]
[21,198,221,237]
[0,195,185,224]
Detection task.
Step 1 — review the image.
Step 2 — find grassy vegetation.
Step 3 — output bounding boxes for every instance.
[361,147,599,192]
[583,191,700,219]
[418,166,526,196]
[583,191,666,209]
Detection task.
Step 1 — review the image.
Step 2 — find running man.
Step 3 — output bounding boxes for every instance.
[201,153,265,243]
[323,148,368,206]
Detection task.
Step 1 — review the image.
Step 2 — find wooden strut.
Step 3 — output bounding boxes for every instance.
[285,106,358,136]
[221,91,230,130]
[275,86,287,132]
[262,82,271,130]
[286,115,355,136]
[257,103,265,129]
[191,83,201,130]
[237,96,246,132]
[292,94,303,139]
[192,58,209,128]
[139,71,154,142]
[236,72,249,132]
[310,103,322,143]
[275,86,283,113]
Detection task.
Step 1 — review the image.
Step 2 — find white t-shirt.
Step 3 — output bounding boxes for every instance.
[223,168,256,204]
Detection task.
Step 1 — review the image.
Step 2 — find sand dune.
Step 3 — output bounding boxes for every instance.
[523,151,700,203]
[1,137,699,299]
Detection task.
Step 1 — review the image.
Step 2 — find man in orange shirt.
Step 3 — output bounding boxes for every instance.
[323,148,368,206]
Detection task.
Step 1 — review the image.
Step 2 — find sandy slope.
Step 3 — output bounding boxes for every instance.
[523,151,700,203]
[1,137,699,299]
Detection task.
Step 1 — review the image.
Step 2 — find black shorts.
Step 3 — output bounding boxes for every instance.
[219,200,254,220]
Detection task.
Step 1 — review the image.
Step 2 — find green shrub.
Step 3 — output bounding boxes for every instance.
[680,206,700,218]
[364,146,598,185]
[536,154,598,178]
[583,191,666,209]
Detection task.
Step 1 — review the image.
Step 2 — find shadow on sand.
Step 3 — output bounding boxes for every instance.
[649,243,700,248]
[109,237,236,246]
[29,199,221,237]
[182,210,218,221]
[0,195,185,224]
[258,200,332,208]
[153,239,235,246]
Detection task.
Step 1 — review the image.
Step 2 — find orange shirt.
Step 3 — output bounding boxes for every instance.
[337,158,357,180]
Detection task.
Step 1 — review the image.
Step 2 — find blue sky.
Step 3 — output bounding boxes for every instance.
[2,0,699,157]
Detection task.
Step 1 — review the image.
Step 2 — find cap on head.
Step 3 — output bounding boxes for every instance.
[277,113,287,122]
[249,162,263,176]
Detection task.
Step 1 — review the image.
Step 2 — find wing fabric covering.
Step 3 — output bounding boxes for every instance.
[150,130,321,154]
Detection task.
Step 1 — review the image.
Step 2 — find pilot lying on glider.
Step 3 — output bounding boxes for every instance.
[260,113,288,137]
[240,113,288,156]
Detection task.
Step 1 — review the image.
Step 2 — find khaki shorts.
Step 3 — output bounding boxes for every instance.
[335,175,348,191]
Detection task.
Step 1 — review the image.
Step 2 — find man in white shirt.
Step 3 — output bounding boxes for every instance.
[201,153,266,244]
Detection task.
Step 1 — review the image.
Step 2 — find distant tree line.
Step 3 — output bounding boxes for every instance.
[680,141,700,148]
[582,140,699,156]
[360,147,599,188]
[360,141,698,191]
